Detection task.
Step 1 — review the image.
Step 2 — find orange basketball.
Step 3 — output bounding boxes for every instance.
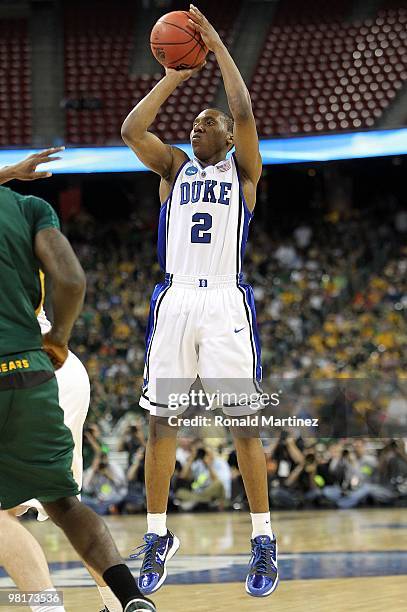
[150,10,208,70]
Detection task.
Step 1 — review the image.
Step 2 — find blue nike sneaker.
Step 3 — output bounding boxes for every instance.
[245,535,279,597]
[131,530,180,595]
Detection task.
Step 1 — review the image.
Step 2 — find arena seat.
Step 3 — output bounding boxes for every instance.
[0,19,31,146]
[64,0,240,144]
[250,0,407,135]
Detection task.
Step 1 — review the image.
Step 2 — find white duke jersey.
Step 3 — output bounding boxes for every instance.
[141,153,263,416]
[158,153,252,277]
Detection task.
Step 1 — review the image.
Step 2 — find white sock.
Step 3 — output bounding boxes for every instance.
[97,585,122,612]
[147,512,167,536]
[30,588,65,612]
[251,512,274,539]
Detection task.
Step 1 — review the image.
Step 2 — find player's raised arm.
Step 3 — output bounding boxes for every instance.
[189,5,262,187]
[121,67,202,180]
[0,147,64,184]
[35,227,86,368]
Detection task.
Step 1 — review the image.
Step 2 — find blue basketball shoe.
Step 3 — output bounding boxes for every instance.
[131,530,180,595]
[245,534,279,597]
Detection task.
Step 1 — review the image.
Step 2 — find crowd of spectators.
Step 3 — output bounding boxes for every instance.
[62,199,406,515]
[65,201,406,425]
[265,435,407,510]
[80,428,407,514]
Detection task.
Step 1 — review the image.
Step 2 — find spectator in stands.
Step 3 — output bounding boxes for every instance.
[82,423,109,470]
[378,440,407,492]
[82,451,127,515]
[273,241,300,268]
[174,446,227,511]
[300,444,346,507]
[227,449,247,509]
[175,437,194,466]
[118,421,146,466]
[284,450,320,499]
[268,432,305,483]
[323,443,348,487]
[267,433,306,509]
[122,447,146,514]
[337,441,396,509]
[65,205,405,420]
[293,224,312,250]
[59,202,406,515]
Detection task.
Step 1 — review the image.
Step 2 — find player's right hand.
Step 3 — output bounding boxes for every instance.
[8,147,65,181]
[165,62,206,83]
[42,332,68,370]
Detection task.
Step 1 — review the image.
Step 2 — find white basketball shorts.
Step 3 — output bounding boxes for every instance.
[16,350,90,521]
[140,274,262,417]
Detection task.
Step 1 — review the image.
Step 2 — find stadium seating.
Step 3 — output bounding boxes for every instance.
[64,1,240,144]
[64,1,134,145]
[0,19,31,146]
[65,197,406,423]
[1,1,405,146]
[251,0,407,135]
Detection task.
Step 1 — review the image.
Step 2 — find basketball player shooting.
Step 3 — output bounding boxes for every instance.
[121,4,278,599]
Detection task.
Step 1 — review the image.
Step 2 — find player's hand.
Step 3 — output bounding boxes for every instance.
[7,147,64,181]
[42,332,68,370]
[188,4,222,52]
[165,62,206,83]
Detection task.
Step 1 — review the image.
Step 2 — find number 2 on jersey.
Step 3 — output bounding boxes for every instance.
[191,212,212,244]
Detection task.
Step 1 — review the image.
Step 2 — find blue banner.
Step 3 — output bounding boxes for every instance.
[1,128,406,173]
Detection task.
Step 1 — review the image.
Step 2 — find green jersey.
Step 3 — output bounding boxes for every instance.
[0,186,59,356]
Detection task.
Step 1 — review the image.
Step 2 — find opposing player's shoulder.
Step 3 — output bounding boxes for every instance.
[0,185,12,197]
[30,197,60,233]
[0,185,30,209]
[12,192,60,232]
[0,186,18,215]
[0,189,58,234]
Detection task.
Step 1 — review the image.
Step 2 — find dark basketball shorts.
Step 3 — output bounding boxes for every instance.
[0,350,79,510]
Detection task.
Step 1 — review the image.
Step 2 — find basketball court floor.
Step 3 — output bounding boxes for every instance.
[1,509,406,611]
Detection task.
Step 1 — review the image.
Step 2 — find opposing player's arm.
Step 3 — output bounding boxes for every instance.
[121,67,203,179]
[35,227,86,349]
[189,5,261,184]
[0,147,64,185]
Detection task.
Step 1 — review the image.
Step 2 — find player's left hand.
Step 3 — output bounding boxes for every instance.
[165,63,206,82]
[188,4,222,52]
[8,147,65,181]
[42,332,68,370]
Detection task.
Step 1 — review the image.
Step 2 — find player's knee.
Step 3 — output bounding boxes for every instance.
[148,415,178,443]
[42,496,80,526]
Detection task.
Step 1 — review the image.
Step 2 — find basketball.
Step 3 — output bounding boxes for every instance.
[150,10,208,70]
